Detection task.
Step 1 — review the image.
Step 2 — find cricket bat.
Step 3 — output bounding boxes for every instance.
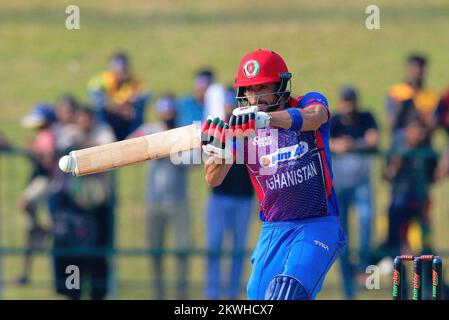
[58,123,201,176]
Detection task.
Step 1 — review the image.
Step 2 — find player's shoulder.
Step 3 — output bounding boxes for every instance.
[297,92,329,108]
[388,82,414,101]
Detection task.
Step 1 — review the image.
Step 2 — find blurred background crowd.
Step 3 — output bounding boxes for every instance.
[1,0,448,300]
[1,52,258,300]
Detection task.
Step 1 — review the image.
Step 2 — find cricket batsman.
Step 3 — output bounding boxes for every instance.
[202,49,347,300]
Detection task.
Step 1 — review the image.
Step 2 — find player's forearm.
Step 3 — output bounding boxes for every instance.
[268,104,328,131]
[267,110,292,129]
[204,159,233,187]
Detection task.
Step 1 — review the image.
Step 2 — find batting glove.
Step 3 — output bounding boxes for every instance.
[201,117,233,161]
[231,106,271,130]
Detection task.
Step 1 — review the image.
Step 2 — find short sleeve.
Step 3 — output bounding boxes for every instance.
[300,92,330,120]
[301,92,329,108]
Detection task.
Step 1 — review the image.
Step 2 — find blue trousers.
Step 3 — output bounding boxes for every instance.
[247,215,347,300]
[205,193,253,299]
[335,182,373,299]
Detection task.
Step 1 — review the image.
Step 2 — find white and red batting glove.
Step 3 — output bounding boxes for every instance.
[201,117,233,161]
[230,106,271,132]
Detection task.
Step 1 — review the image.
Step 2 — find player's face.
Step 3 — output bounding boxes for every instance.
[244,83,279,112]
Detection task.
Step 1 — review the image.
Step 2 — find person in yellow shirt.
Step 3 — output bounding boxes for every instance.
[88,52,150,140]
[386,54,440,148]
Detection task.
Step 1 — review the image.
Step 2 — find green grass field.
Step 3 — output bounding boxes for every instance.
[1,0,449,299]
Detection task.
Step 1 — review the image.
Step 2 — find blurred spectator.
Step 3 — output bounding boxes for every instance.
[129,95,191,299]
[50,107,115,299]
[386,54,440,148]
[17,103,56,285]
[382,117,440,299]
[330,86,379,299]
[382,117,437,254]
[49,93,82,232]
[204,82,227,120]
[176,69,214,126]
[52,95,82,153]
[425,85,449,300]
[176,70,254,299]
[49,94,83,233]
[88,52,150,140]
[204,87,254,299]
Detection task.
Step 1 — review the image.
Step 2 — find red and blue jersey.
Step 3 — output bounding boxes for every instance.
[245,92,339,222]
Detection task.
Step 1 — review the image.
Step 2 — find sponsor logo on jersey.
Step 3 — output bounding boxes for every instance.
[265,162,318,190]
[259,142,309,168]
[252,136,273,147]
[314,240,329,251]
[243,60,260,78]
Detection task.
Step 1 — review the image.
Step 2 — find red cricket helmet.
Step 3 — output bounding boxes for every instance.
[234,49,292,108]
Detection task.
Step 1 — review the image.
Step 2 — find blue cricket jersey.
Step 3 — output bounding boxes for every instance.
[245,92,339,221]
